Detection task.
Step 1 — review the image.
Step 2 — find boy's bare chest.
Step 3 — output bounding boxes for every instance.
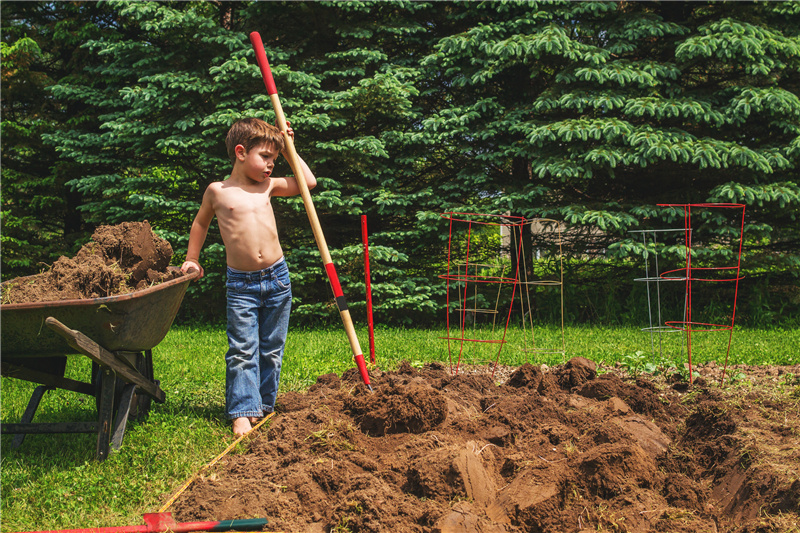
[215,187,273,217]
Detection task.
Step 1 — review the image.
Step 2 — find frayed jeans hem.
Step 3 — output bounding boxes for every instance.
[227,410,264,420]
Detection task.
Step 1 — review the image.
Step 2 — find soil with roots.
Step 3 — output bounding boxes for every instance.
[171,358,800,533]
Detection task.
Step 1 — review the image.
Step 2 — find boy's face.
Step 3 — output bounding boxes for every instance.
[236,142,279,182]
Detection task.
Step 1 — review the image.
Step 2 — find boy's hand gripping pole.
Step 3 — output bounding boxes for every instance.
[249,32,372,391]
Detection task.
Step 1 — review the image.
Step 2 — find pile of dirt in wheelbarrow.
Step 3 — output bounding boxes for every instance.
[170,358,800,533]
[2,221,182,304]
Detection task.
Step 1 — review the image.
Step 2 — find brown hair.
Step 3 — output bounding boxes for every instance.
[225,118,284,163]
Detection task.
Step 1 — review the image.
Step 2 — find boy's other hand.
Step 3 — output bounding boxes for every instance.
[181,260,204,279]
[276,119,293,136]
[278,120,294,155]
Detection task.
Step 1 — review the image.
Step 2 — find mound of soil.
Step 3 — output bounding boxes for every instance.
[2,221,182,304]
[170,359,800,533]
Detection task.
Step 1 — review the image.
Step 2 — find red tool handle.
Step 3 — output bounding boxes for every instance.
[248,32,277,95]
[18,513,269,533]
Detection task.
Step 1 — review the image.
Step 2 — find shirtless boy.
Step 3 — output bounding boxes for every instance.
[181,117,316,436]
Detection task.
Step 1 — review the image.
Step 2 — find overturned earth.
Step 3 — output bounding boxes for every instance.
[171,358,800,533]
[2,221,182,304]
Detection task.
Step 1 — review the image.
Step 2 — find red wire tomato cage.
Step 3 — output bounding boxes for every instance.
[438,212,529,377]
[656,203,746,385]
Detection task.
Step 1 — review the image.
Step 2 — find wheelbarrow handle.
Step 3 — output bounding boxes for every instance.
[45,317,166,403]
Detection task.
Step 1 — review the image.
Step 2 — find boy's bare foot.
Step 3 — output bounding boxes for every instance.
[232,417,253,436]
[249,416,261,425]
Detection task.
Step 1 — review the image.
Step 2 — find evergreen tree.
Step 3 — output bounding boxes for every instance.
[4,1,798,325]
[39,1,450,324]
[1,2,115,276]
[420,0,800,324]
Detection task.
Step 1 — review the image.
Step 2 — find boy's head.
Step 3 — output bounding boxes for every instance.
[225,118,285,164]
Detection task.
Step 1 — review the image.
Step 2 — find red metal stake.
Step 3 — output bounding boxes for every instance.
[362,215,376,364]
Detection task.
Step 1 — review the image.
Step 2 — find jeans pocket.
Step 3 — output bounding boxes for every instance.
[226,278,247,293]
[275,269,291,291]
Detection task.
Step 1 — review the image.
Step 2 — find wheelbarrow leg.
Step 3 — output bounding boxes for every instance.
[111,383,137,450]
[109,350,154,449]
[97,368,115,461]
[11,385,52,449]
[138,350,156,418]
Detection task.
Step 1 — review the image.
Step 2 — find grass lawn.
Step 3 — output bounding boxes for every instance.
[1,324,798,531]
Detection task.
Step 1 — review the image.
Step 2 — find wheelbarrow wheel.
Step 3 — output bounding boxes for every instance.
[92,351,155,420]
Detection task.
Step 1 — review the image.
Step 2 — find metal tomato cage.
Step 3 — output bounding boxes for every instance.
[630,227,690,364]
[516,218,566,360]
[439,213,527,377]
[1,269,198,460]
[633,203,746,385]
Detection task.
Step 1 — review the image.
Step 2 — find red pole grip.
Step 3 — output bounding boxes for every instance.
[324,262,344,298]
[249,31,278,95]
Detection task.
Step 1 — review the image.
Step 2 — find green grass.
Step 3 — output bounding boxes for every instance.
[2,324,798,531]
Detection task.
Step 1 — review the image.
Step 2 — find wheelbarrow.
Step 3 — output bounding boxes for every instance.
[1,268,199,460]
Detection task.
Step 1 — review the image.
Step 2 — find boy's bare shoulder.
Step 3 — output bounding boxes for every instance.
[205,179,227,191]
[203,179,230,198]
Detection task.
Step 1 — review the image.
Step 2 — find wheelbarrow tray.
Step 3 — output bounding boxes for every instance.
[1,269,199,358]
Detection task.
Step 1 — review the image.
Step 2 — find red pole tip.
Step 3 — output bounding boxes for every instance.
[354,353,371,388]
[248,31,278,95]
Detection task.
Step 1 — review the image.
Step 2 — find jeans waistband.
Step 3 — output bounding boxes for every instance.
[226,257,286,281]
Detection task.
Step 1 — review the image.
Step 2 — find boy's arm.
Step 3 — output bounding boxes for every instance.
[181,188,215,279]
[271,128,317,197]
[270,153,317,197]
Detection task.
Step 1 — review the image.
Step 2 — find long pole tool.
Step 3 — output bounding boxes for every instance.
[17,513,267,533]
[249,31,372,391]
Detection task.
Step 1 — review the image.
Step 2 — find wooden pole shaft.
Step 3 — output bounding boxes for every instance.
[250,32,370,389]
[268,94,332,265]
[268,93,365,365]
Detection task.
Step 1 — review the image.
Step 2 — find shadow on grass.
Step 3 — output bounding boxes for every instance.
[1,386,228,468]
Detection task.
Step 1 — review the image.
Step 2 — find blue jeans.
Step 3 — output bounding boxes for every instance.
[225,258,291,419]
